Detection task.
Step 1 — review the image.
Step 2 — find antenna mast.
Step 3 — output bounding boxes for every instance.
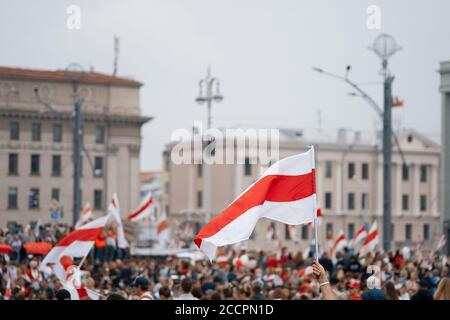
[113,35,120,76]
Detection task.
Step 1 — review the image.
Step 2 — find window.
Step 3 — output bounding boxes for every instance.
[52,155,61,176]
[420,195,427,212]
[420,165,427,182]
[30,154,40,175]
[325,192,332,209]
[402,194,409,211]
[94,157,103,177]
[197,191,202,208]
[348,192,355,210]
[301,225,308,240]
[8,187,18,209]
[405,224,412,241]
[285,225,291,240]
[8,153,18,175]
[94,189,103,209]
[348,223,355,239]
[402,164,409,181]
[244,157,252,176]
[361,193,368,210]
[28,188,40,209]
[53,124,62,142]
[326,223,333,239]
[197,164,202,178]
[423,224,430,241]
[325,161,332,178]
[362,163,369,180]
[51,188,60,202]
[95,126,105,144]
[10,122,19,140]
[165,182,170,193]
[31,123,41,141]
[348,162,355,179]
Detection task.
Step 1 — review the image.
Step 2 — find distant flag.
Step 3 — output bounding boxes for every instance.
[108,193,129,249]
[41,215,110,269]
[435,235,446,252]
[330,229,348,259]
[359,221,379,256]
[348,225,367,248]
[127,193,155,222]
[307,208,322,227]
[4,278,11,300]
[156,213,170,246]
[195,148,317,260]
[34,220,41,239]
[75,203,93,229]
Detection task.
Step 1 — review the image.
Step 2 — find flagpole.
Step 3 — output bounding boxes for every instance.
[311,145,320,261]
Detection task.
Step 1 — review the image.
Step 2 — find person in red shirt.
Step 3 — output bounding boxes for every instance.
[347,280,362,300]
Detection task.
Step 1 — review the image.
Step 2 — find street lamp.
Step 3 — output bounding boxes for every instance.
[195,66,224,224]
[312,33,402,251]
[369,34,401,251]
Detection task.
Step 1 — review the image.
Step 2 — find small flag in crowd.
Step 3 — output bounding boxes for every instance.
[156,212,170,243]
[127,193,156,222]
[436,235,446,252]
[348,225,367,248]
[75,203,93,229]
[330,229,347,259]
[108,193,129,249]
[41,215,110,268]
[360,221,379,256]
[194,148,317,260]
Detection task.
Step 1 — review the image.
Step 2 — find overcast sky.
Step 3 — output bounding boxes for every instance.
[0,0,448,170]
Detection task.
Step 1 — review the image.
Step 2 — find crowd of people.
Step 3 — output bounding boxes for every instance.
[0,223,449,300]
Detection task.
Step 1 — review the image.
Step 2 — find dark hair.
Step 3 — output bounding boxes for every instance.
[191,286,203,299]
[384,281,399,300]
[159,285,172,299]
[181,277,193,293]
[210,291,222,300]
[55,289,71,300]
[106,293,126,300]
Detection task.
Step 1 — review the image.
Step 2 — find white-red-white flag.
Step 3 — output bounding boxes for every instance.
[435,235,446,252]
[307,208,322,227]
[330,229,347,259]
[156,213,170,245]
[127,193,156,222]
[195,148,317,260]
[67,287,101,300]
[41,215,110,267]
[75,203,93,229]
[348,225,367,248]
[108,193,129,249]
[360,221,379,256]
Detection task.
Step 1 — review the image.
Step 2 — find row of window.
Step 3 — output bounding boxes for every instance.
[196,157,253,178]
[7,153,104,177]
[7,187,104,210]
[324,161,429,182]
[9,121,106,144]
[323,192,428,212]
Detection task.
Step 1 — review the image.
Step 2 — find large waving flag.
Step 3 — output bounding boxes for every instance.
[75,203,93,229]
[360,221,379,256]
[128,193,155,222]
[41,215,110,267]
[195,148,316,260]
[108,193,129,249]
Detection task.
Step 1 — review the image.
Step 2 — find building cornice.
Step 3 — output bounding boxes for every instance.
[0,109,152,125]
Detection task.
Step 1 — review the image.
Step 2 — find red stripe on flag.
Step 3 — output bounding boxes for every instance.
[157,220,168,235]
[195,170,315,246]
[363,230,378,245]
[56,227,104,246]
[128,198,153,220]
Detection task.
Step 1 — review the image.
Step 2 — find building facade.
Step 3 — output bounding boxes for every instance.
[161,127,440,252]
[0,66,150,226]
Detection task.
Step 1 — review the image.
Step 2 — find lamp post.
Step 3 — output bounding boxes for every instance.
[313,34,401,251]
[369,34,402,251]
[195,67,224,224]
